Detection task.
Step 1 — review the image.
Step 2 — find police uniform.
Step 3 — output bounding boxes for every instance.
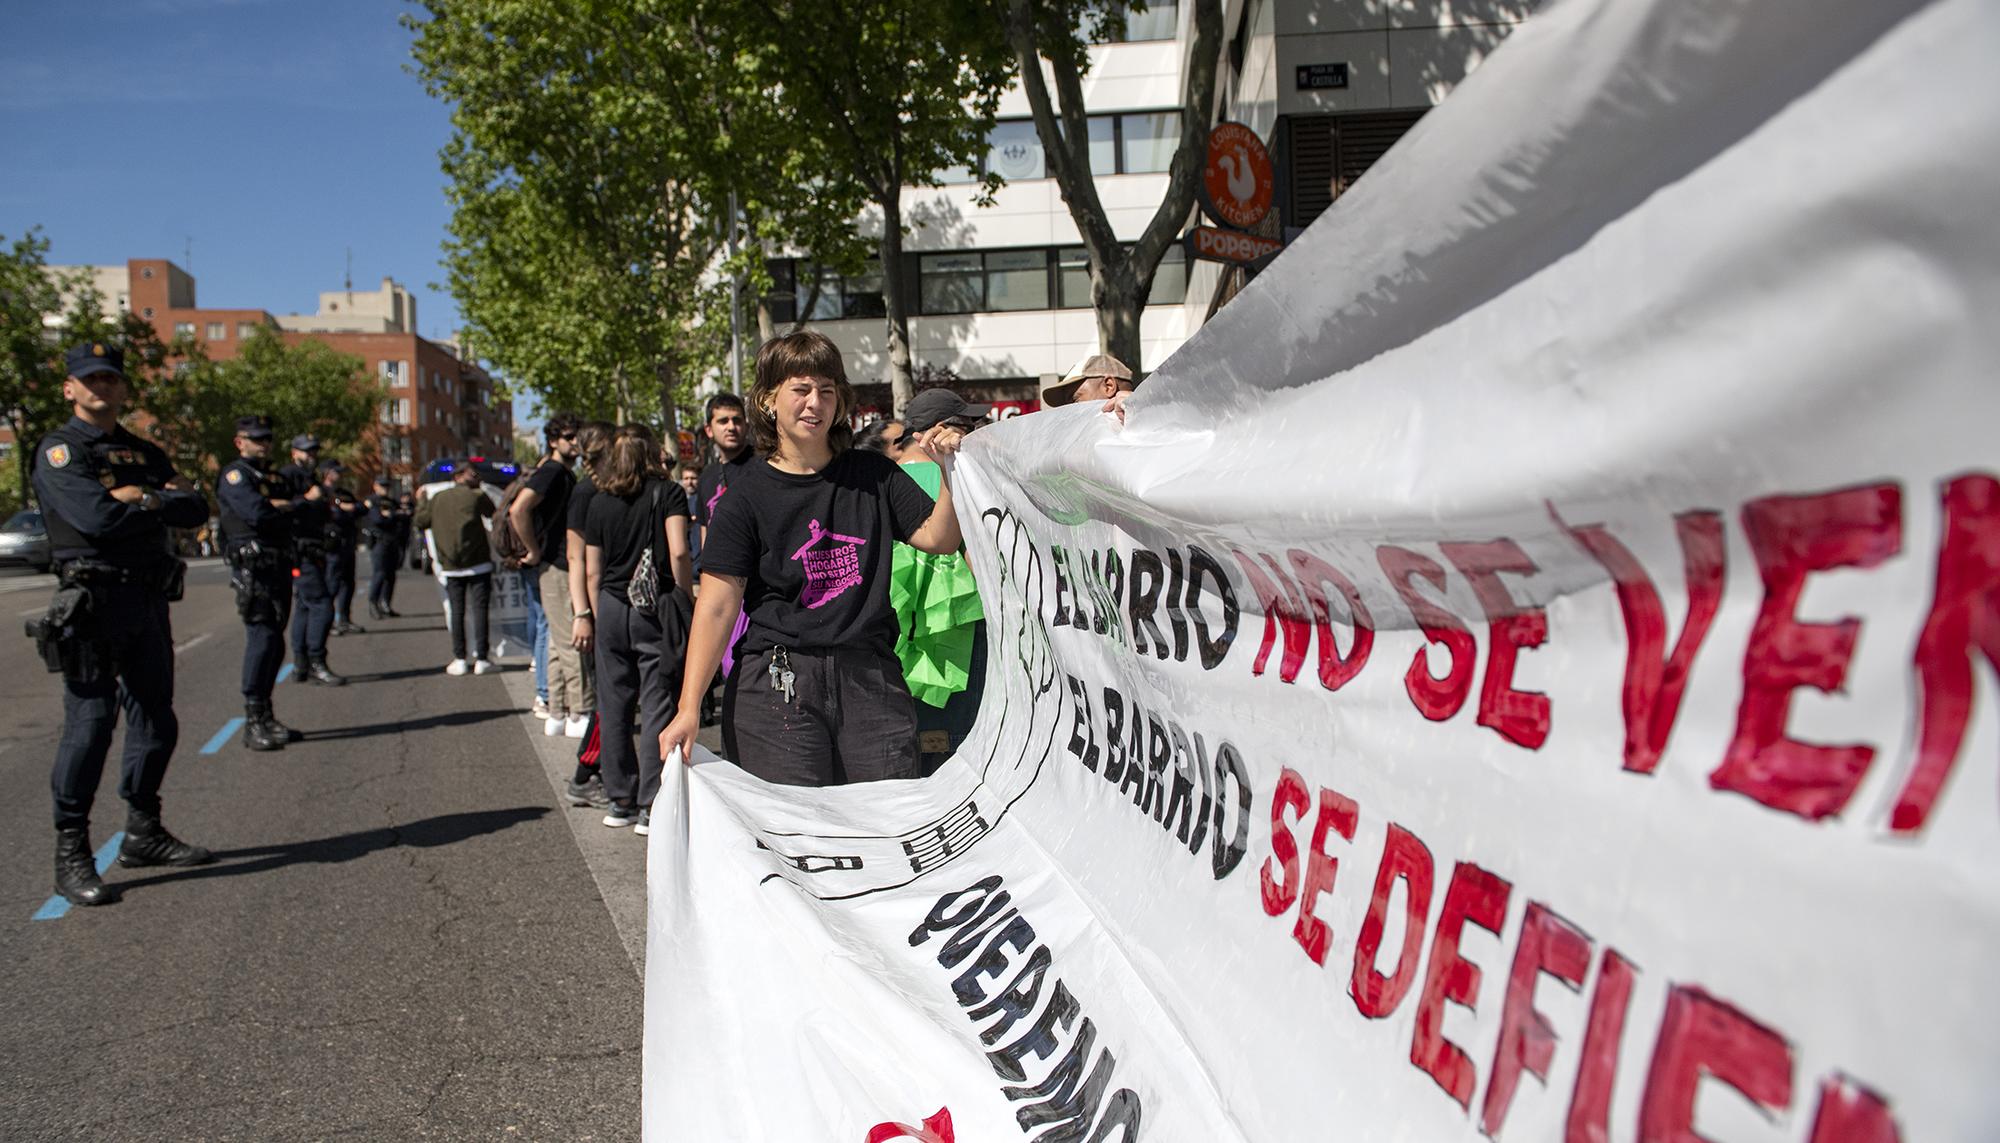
[31,343,214,907]
[322,465,364,634]
[365,489,406,618]
[277,436,344,685]
[216,415,300,751]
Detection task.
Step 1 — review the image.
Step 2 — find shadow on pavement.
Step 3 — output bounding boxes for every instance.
[336,624,448,636]
[299,708,518,741]
[112,806,552,891]
[341,665,459,684]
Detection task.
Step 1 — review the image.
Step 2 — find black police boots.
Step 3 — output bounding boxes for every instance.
[306,658,346,686]
[54,828,115,907]
[291,652,311,683]
[242,704,285,752]
[263,709,305,743]
[117,807,214,868]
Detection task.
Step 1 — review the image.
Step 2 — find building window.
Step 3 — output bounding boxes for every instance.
[1057,244,1186,308]
[986,249,1050,311]
[173,321,194,338]
[236,322,259,339]
[1088,0,1178,42]
[1119,111,1181,173]
[381,398,411,426]
[379,360,409,386]
[985,120,1044,181]
[761,261,798,325]
[919,252,984,315]
[206,322,225,340]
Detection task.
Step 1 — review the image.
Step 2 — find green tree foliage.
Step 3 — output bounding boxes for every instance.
[0,229,67,506]
[410,0,872,428]
[141,329,380,480]
[711,0,1015,413]
[1003,0,1223,368]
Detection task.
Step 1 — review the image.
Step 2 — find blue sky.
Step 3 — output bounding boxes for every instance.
[0,0,467,343]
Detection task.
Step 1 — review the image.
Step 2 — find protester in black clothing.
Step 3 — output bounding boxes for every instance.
[692,392,751,546]
[32,342,214,906]
[659,330,965,787]
[365,478,407,619]
[558,420,617,804]
[585,425,693,833]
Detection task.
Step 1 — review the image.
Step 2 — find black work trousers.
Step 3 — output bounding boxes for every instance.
[591,592,680,809]
[239,563,293,702]
[444,572,492,661]
[290,550,334,658]
[368,543,402,610]
[723,643,919,787]
[330,547,357,622]
[52,583,179,831]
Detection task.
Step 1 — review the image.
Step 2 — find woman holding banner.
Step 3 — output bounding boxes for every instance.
[659,330,966,786]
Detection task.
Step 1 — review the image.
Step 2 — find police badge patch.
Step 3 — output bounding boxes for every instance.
[226,469,243,485]
[45,444,70,468]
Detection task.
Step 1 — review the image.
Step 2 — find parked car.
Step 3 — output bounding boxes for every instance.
[0,509,52,572]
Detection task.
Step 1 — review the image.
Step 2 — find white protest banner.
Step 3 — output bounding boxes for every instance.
[645,0,2000,1138]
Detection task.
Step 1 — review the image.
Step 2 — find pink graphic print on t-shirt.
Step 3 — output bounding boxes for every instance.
[791,518,868,609]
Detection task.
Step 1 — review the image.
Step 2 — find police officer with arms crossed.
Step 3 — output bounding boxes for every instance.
[277,434,345,685]
[216,415,306,752]
[30,343,213,907]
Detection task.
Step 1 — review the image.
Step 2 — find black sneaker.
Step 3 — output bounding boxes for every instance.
[602,803,638,829]
[565,775,610,809]
[634,809,651,837]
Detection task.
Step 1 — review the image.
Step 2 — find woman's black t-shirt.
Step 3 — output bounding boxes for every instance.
[567,476,597,537]
[584,478,690,596]
[700,449,935,656]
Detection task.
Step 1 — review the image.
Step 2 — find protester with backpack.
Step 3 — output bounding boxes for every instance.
[414,460,497,675]
[584,424,693,834]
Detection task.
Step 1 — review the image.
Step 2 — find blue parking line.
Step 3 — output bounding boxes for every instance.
[201,718,244,754]
[32,832,125,922]
[276,662,294,682]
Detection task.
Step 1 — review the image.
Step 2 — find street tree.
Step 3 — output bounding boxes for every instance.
[1002,0,1223,368]
[713,0,1016,413]
[141,329,379,480]
[0,229,66,508]
[410,0,870,425]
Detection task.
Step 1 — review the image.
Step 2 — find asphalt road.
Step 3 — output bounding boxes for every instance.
[0,560,651,1140]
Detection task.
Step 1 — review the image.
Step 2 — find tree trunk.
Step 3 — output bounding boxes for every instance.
[877,194,916,416]
[1094,274,1145,372]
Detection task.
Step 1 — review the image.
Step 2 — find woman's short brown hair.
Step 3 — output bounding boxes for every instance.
[576,419,616,480]
[749,330,854,458]
[596,423,661,498]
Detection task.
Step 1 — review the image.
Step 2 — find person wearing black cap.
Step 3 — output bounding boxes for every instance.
[900,388,992,436]
[277,434,343,685]
[30,342,214,906]
[216,414,303,751]
[364,477,407,619]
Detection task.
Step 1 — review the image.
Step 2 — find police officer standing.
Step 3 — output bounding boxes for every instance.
[31,343,213,907]
[215,415,303,752]
[277,435,344,685]
[364,477,407,619]
[321,461,365,635]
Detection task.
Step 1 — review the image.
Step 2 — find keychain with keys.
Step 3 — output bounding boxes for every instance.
[769,645,797,704]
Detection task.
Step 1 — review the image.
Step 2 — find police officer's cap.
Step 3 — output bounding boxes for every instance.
[235,414,274,440]
[290,434,321,452]
[65,342,125,380]
[318,458,345,473]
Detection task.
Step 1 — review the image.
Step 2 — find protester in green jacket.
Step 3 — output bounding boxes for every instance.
[415,461,497,675]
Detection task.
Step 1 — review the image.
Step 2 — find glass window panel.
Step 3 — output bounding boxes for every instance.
[205,322,224,339]
[934,162,982,185]
[1124,1,1178,41]
[236,322,259,339]
[763,261,798,325]
[1057,247,1093,309]
[799,263,843,321]
[843,263,886,319]
[986,120,1045,182]
[1119,111,1180,174]
[986,249,1049,312]
[919,253,983,315]
[1087,116,1118,175]
[1146,245,1187,306]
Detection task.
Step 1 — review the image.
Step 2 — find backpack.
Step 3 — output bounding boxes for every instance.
[488,465,542,569]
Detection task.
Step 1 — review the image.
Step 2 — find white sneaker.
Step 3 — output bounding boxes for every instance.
[473,659,497,675]
[544,715,565,736]
[564,715,589,738]
[445,658,470,676]
[531,696,551,720]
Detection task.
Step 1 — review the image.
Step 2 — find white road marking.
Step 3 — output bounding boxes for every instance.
[174,632,213,655]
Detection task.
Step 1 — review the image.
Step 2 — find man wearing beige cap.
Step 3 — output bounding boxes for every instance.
[1040,353,1135,408]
